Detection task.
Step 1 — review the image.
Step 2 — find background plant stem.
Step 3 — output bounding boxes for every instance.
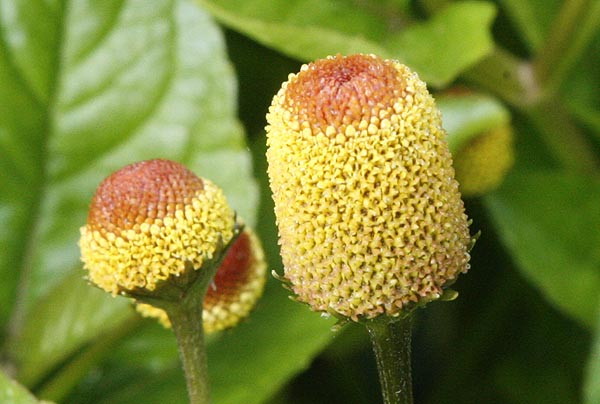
[365,315,413,404]
[464,44,600,172]
[167,302,211,404]
[534,0,599,94]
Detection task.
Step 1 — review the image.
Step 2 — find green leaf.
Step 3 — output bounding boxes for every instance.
[0,370,54,404]
[1,0,257,387]
[485,171,600,328]
[436,92,511,153]
[584,307,600,404]
[198,0,390,61]
[383,2,496,86]
[207,281,335,404]
[198,0,496,86]
[15,271,133,386]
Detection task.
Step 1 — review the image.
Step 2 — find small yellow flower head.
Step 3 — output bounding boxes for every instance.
[266,54,472,321]
[79,159,235,295]
[136,227,267,333]
[454,125,514,197]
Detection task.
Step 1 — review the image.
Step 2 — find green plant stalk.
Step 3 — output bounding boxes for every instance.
[464,48,599,172]
[130,228,241,404]
[140,258,223,404]
[365,315,413,404]
[534,0,599,94]
[463,47,537,108]
[167,300,210,404]
[527,98,600,173]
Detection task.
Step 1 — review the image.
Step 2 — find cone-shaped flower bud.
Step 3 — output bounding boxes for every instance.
[266,54,472,321]
[79,159,236,295]
[136,227,267,333]
[454,124,514,197]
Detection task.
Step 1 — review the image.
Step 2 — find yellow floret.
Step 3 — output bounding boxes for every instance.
[266,54,471,320]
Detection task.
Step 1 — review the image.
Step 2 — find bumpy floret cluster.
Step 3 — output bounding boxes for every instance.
[79,159,235,295]
[136,227,267,333]
[266,54,471,320]
[454,125,514,197]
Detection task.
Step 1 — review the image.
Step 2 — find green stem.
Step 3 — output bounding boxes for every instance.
[463,47,599,172]
[534,0,599,94]
[463,47,539,108]
[130,227,241,404]
[167,301,210,404]
[156,256,226,404]
[527,98,600,172]
[365,315,414,404]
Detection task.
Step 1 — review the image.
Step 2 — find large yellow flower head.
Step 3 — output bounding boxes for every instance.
[79,159,235,295]
[136,227,267,333]
[266,54,472,321]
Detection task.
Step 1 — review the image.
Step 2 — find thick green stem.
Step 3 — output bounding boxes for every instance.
[130,227,241,404]
[156,255,227,404]
[463,47,599,173]
[167,302,210,404]
[534,0,600,94]
[365,315,413,404]
[463,48,538,108]
[527,99,600,172]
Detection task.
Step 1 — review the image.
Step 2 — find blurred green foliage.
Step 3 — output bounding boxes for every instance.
[0,0,598,403]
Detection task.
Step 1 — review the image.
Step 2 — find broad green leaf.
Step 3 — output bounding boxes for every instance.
[208,281,335,404]
[496,0,561,51]
[198,0,390,62]
[383,2,496,86]
[198,0,496,86]
[1,0,257,387]
[485,171,600,328]
[15,271,133,386]
[0,0,50,324]
[436,92,511,153]
[584,307,600,404]
[0,370,54,404]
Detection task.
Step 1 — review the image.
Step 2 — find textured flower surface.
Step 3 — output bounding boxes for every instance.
[136,227,267,333]
[266,54,472,320]
[454,125,514,197]
[79,159,235,295]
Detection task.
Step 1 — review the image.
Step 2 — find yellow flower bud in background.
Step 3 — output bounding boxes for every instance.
[79,159,236,296]
[266,54,472,321]
[136,227,267,333]
[453,125,514,197]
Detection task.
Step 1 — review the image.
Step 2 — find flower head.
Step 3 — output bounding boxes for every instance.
[454,124,514,197]
[266,54,472,320]
[136,227,267,333]
[79,159,235,295]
